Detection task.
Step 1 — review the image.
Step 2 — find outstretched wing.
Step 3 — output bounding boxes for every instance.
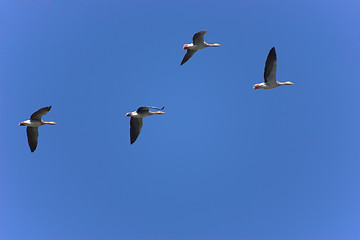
[193,30,207,45]
[30,106,52,120]
[137,106,164,113]
[27,127,39,152]
[264,47,277,84]
[130,117,143,144]
[181,50,197,65]
[136,107,150,113]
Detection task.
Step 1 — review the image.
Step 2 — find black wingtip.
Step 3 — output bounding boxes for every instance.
[268,47,277,59]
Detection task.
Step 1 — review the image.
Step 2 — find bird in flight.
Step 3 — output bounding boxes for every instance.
[125,106,165,144]
[19,106,57,152]
[181,30,221,65]
[253,47,294,90]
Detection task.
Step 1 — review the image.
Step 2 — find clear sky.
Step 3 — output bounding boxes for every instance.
[1,1,359,240]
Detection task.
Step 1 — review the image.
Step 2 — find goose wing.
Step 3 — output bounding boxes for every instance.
[193,30,207,45]
[130,117,143,144]
[264,47,277,84]
[30,106,52,121]
[27,127,39,152]
[181,49,197,65]
[137,106,164,113]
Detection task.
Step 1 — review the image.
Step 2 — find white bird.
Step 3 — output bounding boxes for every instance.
[181,30,221,65]
[125,107,165,144]
[253,47,294,90]
[19,106,56,152]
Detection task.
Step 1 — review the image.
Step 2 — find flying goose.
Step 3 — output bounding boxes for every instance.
[253,47,294,90]
[125,106,165,144]
[19,106,56,152]
[181,30,221,65]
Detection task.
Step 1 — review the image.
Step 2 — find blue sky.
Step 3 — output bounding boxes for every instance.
[1,1,359,240]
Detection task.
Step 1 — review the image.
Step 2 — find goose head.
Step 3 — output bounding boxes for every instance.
[253,84,261,90]
[125,112,137,117]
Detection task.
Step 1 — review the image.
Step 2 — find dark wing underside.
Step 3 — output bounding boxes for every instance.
[30,106,52,120]
[181,50,197,65]
[27,127,39,152]
[192,30,207,45]
[130,117,143,144]
[264,47,277,83]
[137,106,164,113]
[136,107,150,114]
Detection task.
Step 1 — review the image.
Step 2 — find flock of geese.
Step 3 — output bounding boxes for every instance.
[19,30,294,152]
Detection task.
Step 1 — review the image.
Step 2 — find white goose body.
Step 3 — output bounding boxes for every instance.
[127,111,153,119]
[20,120,43,127]
[255,81,281,90]
[184,42,207,51]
